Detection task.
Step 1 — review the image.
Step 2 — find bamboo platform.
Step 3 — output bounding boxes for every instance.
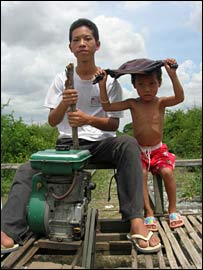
[1,213,202,269]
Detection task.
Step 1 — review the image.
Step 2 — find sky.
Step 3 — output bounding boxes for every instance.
[1,1,202,132]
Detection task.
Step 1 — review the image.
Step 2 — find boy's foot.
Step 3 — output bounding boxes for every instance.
[144,216,158,231]
[169,213,184,229]
[1,231,19,254]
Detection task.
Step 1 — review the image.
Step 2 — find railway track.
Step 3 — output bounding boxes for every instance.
[1,213,202,269]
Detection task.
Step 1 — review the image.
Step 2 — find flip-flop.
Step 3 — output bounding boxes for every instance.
[169,213,184,229]
[1,244,19,254]
[144,216,158,231]
[127,231,161,253]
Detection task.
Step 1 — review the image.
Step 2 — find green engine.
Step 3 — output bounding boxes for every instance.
[27,149,95,241]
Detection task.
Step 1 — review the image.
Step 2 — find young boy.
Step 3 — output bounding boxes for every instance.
[95,58,185,230]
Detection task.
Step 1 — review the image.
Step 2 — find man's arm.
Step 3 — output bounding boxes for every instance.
[48,89,78,127]
[67,109,119,131]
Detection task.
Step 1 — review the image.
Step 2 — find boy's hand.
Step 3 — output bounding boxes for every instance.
[164,58,178,77]
[93,68,107,85]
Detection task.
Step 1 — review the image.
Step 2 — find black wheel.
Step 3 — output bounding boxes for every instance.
[82,207,98,269]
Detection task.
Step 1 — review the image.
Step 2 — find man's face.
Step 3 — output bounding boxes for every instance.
[69,26,100,60]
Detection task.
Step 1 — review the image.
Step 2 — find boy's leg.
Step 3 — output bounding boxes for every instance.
[143,169,154,217]
[160,167,177,213]
[160,167,184,228]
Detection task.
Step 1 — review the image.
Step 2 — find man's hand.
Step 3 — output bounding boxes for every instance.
[67,109,90,127]
[62,89,78,107]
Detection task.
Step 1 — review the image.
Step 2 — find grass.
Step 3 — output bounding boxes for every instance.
[1,167,202,216]
[89,166,202,218]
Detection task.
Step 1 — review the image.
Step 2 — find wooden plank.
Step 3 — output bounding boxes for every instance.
[1,163,22,169]
[83,208,97,269]
[27,262,84,269]
[98,219,130,233]
[1,159,201,170]
[175,159,202,166]
[70,243,83,269]
[160,217,192,269]
[82,208,92,267]
[131,247,138,269]
[187,215,202,234]
[96,232,127,242]
[175,227,202,269]
[157,249,167,269]
[27,262,63,269]
[96,241,132,255]
[157,218,179,269]
[145,254,153,269]
[182,216,202,251]
[153,175,164,214]
[34,238,82,251]
[196,215,202,223]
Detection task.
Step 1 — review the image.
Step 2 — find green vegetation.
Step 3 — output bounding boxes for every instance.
[1,105,202,200]
[123,107,202,159]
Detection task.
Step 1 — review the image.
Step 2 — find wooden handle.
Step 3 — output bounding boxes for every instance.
[65,63,79,149]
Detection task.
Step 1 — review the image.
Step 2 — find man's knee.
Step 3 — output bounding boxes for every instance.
[118,135,139,152]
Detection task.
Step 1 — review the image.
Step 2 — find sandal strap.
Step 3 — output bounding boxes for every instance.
[145,216,157,225]
[130,231,153,241]
[169,213,183,221]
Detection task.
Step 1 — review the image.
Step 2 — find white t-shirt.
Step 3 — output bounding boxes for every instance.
[44,67,123,141]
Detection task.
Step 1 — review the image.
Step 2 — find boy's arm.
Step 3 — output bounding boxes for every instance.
[95,69,130,111]
[160,58,184,107]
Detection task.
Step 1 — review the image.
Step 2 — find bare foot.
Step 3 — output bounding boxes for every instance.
[130,218,160,248]
[1,231,14,248]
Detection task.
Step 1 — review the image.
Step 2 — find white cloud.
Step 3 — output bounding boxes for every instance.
[123,1,152,11]
[1,1,202,132]
[94,15,147,67]
[189,1,202,32]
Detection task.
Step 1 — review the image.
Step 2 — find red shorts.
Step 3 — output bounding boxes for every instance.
[140,143,176,175]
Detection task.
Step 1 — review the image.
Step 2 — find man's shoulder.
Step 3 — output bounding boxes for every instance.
[55,71,66,80]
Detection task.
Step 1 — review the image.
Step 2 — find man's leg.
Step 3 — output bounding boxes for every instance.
[1,162,39,245]
[89,135,161,250]
[90,135,143,219]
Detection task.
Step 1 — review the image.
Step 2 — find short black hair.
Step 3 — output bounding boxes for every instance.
[131,68,162,86]
[69,18,99,42]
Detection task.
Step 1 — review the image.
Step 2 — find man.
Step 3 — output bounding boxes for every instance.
[1,18,161,254]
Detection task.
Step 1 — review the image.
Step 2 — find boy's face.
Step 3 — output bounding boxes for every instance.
[69,26,100,61]
[134,72,160,101]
